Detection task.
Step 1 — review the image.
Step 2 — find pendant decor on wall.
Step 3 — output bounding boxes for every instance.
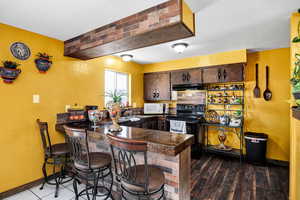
[10,42,31,60]
[292,21,300,43]
[0,61,22,84]
[34,53,53,73]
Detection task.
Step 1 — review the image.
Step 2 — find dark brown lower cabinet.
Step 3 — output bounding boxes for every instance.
[157,118,167,131]
[142,118,158,130]
[120,117,166,131]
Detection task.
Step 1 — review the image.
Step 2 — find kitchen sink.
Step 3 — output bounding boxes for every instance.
[119,116,141,122]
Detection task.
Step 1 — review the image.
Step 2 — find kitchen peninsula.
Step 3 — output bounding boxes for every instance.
[56,123,194,200]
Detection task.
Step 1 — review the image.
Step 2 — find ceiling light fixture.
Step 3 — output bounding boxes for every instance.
[172,43,188,54]
[121,54,133,62]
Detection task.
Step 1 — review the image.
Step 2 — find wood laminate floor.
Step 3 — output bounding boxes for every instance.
[191,154,289,200]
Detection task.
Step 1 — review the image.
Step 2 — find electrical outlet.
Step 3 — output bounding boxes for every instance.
[33,94,40,104]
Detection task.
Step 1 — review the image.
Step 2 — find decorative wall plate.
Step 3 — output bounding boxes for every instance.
[10,42,31,60]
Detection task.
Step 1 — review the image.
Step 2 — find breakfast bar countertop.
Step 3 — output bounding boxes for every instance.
[56,124,194,156]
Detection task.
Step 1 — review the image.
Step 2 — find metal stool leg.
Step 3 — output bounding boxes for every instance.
[92,172,100,200]
[98,167,114,200]
[162,187,166,200]
[40,159,48,190]
[107,167,114,200]
[73,179,79,200]
[53,164,59,198]
[85,181,91,200]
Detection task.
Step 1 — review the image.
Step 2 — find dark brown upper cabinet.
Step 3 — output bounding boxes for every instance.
[144,73,157,100]
[202,67,222,84]
[222,63,245,82]
[144,72,171,101]
[171,68,202,85]
[202,63,245,83]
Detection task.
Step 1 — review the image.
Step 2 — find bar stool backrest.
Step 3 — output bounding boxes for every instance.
[106,133,149,192]
[64,125,91,169]
[37,119,53,156]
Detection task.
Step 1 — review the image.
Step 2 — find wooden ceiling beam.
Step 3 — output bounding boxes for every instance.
[64,0,195,60]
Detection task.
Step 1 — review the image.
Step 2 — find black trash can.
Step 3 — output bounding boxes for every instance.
[244,132,268,165]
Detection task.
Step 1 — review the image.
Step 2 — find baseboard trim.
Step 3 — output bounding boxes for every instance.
[204,152,289,167]
[267,159,289,167]
[0,173,58,199]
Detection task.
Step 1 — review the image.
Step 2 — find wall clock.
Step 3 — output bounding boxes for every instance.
[10,42,31,60]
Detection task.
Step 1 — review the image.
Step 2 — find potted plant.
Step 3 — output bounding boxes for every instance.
[291,53,300,120]
[105,89,127,132]
[291,54,300,100]
[0,61,21,83]
[35,53,53,73]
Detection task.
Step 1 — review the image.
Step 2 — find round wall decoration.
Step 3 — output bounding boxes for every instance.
[10,42,31,60]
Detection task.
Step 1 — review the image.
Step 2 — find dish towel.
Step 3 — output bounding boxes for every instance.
[170,120,186,134]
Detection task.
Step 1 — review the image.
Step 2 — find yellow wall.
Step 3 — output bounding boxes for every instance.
[144,48,291,161]
[0,23,143,193]
[143,49,247,73]
[290,12,300,200]
[245,49,290,161]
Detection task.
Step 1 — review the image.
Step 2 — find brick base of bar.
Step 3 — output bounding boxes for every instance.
[88,134,191,200]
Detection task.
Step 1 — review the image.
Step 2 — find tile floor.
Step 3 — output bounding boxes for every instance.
[4,182,109,200]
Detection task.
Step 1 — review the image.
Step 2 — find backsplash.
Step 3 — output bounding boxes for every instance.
[56,107,144,124]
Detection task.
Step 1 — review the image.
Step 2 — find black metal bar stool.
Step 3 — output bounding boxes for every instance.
[107,134,166,200]
[36,119,73,198]
[64,125,114,200]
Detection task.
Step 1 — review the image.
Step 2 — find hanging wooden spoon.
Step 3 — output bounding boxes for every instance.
[253,63,260,98]
[263,66,272,101]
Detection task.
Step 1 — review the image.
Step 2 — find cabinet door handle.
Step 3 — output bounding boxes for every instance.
[187,73,191,81]
[223,69,227,80]
[182,73,186,82]
[217,69,222,81]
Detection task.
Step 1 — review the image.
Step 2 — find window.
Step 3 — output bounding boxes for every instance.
[105,70,129,106]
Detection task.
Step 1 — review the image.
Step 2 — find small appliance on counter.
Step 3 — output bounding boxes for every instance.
[56,104,97,125]
[144,103,169,115]
[56,110,87,125]
[65,103,86,122]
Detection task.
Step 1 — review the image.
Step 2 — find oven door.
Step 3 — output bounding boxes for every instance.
[165,118,203,159]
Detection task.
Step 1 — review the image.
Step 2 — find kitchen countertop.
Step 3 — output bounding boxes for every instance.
[56,122,194,156]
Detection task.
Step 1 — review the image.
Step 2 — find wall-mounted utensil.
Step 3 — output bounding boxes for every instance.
[253,63,261,98]
[263,66,272,101]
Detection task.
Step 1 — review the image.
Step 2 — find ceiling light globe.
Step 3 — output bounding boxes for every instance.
[172,43,188,53]
[121,54,133,62]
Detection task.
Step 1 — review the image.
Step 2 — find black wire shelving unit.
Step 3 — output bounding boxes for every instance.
[203,83,245,162]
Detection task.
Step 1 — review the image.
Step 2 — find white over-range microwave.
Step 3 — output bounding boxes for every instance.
[144,103,169,114]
